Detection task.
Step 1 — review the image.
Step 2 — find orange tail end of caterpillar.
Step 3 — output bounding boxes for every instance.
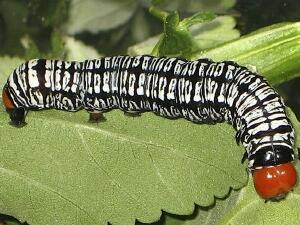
[2,86,27,127]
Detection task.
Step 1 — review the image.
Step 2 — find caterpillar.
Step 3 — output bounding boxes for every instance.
[2,55,297,200]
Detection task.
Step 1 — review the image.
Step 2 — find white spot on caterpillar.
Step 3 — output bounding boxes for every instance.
[62,71,71,91]
[128,73,136,96]
[225,65,236,80]
[145,73,152,97]
[152,74,158,98]
[174,60,185,75]
[64,61,71,69]
[121,71,128,95]
[94,74,101,94]
[193,81,202,102]
[184,80,192,103]
[95,59,101,68]
[86,72,93,94]
[142,56,150,70]
[28,60,39,88]
[163,58,176,72]
[155,58,166,71]
[71,72,80,92]
[132,56,141,67]
[167,78,177,100]
[158,77,167,101]
[104,57,111,69]
[188,61,198,76]
[198,62,207,76]
[137,73,145,95]
[103,72,110,93]
[55,70,61,91]
[56,60,62,68]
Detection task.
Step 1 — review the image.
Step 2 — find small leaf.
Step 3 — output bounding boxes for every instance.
[63,36,102,61]
[150,9,216,57]
[150,0,236,14]
[180,11,216,28]
[191,16,240,50]
[65,0,138,34]
[128,16,239,55]
[151,11,200,57]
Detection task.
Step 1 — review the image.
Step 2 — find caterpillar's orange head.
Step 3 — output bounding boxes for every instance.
[253,163,297,200]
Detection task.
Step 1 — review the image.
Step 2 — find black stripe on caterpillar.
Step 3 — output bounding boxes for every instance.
[2,55,297,200]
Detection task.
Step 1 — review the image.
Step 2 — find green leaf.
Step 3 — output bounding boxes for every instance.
[149,0,236,14]
[194,22,300,85]
[191,16,240,50]
[150,9,216,57]
[128,16,239,56]
[63,36,102,61]
[151,11,198,57]
[180,11,216,28]
[65,0,138,34]
[164,190,240,225]
[0,56,247,225]
[216,176,300,225]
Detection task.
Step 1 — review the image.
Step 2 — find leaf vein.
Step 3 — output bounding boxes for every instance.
[76,124,243,185]
[76,129,152,216]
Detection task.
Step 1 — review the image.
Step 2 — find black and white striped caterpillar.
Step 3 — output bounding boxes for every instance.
[2,55,297,200]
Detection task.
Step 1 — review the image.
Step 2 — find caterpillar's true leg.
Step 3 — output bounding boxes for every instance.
[89,112,106,123]
[7,108,27,127]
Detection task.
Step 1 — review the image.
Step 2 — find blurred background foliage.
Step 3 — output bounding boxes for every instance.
[0,0,300,224]
[1,0,300,57]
